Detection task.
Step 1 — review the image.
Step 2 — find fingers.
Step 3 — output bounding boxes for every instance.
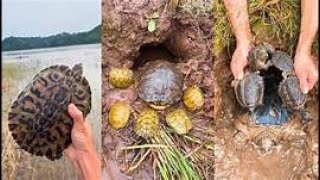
[297,73,309,94]
[231,58,245,80]
[68,104,85,131]
[65,146,76,160]
[307,70,319,91]
[84,120,96,147]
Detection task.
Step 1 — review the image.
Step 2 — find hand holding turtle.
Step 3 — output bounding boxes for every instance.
[294,51,318,94]
[230,42,252,80]
[223,0,253,80]
[65,104,101,180]
[294,0,319,94]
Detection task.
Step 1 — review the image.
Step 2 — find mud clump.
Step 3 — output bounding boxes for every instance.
[102,0,214,178]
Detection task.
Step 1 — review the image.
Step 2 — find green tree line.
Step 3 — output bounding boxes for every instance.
[2,24,101,51]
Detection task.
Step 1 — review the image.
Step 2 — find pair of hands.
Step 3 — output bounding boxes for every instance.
[231,42,318,94]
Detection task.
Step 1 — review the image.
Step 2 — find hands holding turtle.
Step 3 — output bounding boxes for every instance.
[224,0,318,94]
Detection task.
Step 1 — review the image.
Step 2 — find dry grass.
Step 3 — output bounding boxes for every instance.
[213,0,319,57]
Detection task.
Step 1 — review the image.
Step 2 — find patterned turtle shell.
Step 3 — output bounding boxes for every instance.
[8,64,91,160]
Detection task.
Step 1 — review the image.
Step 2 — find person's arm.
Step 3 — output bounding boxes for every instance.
[294,0,319,93]
[65,104,102,180]
[223,0,253,79]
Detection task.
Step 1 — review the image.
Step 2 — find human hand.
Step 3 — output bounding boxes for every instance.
[65,104,96,160]
[231,41,252,80]
[294,50,318,94]
[65,104,101,180]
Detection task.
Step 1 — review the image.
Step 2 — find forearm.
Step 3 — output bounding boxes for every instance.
[223,0,252,45]
[296,0,319,53]
[76,151,102,180]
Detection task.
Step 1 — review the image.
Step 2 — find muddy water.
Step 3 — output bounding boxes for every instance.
[1,44,102,180]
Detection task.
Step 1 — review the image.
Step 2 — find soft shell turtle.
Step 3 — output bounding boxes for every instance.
[138,60,184,110]
[233,73,264,111]
[8,64,91,160]
[248,42,275,72]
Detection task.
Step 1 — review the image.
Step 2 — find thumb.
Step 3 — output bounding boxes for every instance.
[68,103,85,130]
[298,75,309,94]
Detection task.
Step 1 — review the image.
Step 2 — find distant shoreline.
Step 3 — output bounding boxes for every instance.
[2,43,101,58]
[2,25,101,52]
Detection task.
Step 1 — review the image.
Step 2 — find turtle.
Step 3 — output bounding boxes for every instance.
[109,68,134,89]
[138,60,184,110]
[183,85,205,112]
[248,42,275,72]
[270,50,295,78]
[233,73,264,112]
[134,109,160,139]
[108,101,131,130]
[278,75,312,121]
[8,63,91,161]
[166,109,192,135]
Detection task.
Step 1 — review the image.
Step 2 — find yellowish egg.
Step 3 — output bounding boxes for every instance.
[108,101,131,130]
[183,85,204,112]
[109,68,134,89]
[166,109,192,135]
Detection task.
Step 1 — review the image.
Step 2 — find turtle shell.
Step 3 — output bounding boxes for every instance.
[8,64,91,160]
[270,50,294,76]
[278,75,307,110]
[138,60,184,110]
[248,45,269,71]
[234,74,264,110]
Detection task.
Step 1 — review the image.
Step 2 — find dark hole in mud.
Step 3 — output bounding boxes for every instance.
[253,66,290,125]
[133,43,178,69]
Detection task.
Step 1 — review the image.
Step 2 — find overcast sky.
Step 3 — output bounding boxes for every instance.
[2,0,101,38]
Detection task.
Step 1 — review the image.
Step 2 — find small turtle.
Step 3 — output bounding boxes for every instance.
[8,64,91,160]
[233,73,264,111]
[109,68,134,89]
[248,42,275,72]
[183,85,204,112]
[270,50,294,78]
[134,109,160,139]
[278,75,312,121]
[138,60,184,110]
[108,101,131,130]
[166,109,192,135]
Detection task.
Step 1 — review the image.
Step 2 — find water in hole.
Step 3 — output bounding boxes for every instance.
[252,66,290,125]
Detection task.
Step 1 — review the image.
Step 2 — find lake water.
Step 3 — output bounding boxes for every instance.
[1,44,102,180]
